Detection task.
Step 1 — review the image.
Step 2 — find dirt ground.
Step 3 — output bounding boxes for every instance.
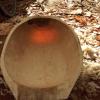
[0,0,100,100]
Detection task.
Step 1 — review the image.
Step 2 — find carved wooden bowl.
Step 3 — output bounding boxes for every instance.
[1,16,82,100]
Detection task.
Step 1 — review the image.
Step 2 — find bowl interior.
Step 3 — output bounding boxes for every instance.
[3,17,81,88]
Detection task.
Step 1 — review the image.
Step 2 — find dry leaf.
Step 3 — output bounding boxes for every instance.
[74,15,87,25]
[0,23,13,35]
[87,16,97,24]
[97,41,100,46]
[96,34,100,41]
[94,28,100,32]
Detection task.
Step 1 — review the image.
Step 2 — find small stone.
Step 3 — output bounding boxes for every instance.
[70,9,83,15]
[85,11,92,17]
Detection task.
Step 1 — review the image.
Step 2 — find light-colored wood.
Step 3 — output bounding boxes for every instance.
[0,16,82,100]
[18,86,58,100]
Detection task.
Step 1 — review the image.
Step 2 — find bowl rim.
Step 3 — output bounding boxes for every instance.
[0,16,83,88]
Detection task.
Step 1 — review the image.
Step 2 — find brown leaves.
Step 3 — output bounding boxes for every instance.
[87,16,98,24]
[96,34,100,41]
[94,27,100,32]
[74,14,98,26]
[96,34,100,46]
[0,23,13,35]
[74,15,87,25]
[97,41,100,46]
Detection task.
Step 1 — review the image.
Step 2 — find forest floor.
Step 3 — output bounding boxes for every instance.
[0,0,100,100]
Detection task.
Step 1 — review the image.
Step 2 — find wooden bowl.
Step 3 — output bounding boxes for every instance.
[0,16,82,100]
